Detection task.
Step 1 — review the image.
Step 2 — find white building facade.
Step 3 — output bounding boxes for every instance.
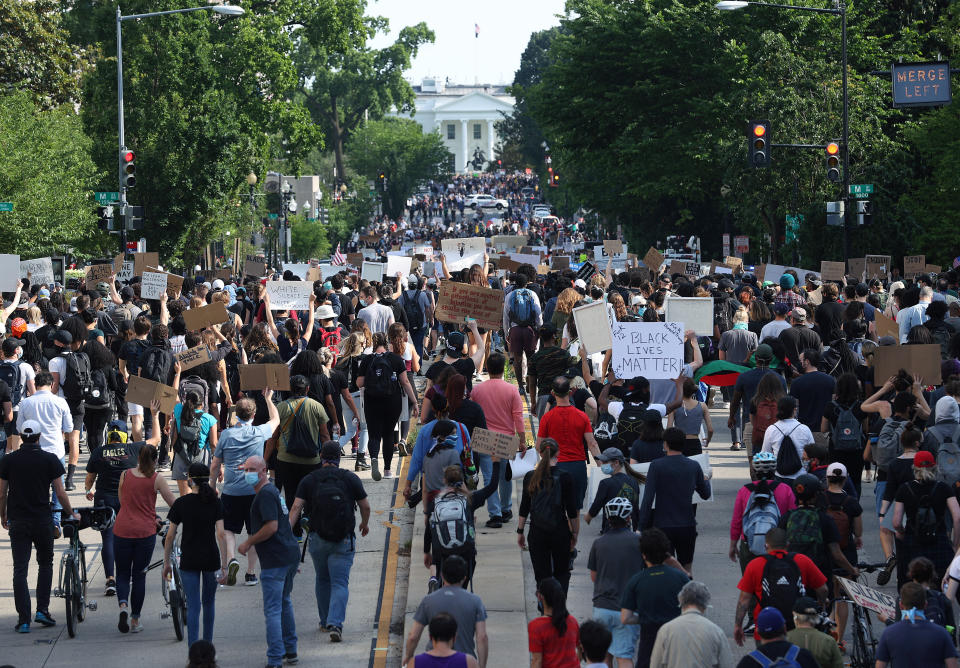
[392,79,515,173]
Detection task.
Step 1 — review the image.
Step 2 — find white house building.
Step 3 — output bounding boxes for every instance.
[392,78,515,173]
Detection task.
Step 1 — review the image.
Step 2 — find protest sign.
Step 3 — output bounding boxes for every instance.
[360,234,380,244]
[140,271,168,299]
[848,257,866,281]
[243,259,266,278]
[346,253,364,267]
[837,578,896,619]
[182,302,229,331]
[176,346,212,372]
[603,240,624,255]
[20,257,54,286]
[509,253,541,267]
[85,263,114,289]
[536,264,551,275]
[421,261,438,278]
[126,375,179,415]
[874,310,899,341]
[265,281,313,311]
[145,267,183,299]
[435,282,504,331]
[572,300,613,355]
[761,264,784,284]
[132,252,159,277]
[441,237,486,272]
[664,297,713,336]
[866,254,892,280]
[116,261,134,282]
[667,260,699,279]
[594,243,629,263]
[386,255,413,277]
[806,287,823,306]
[490,235,526,251]
[470,428,520,459]
[283,263,311,280]
[903,255,925,278]
[724,256,744,273]
[361,262,385,283]
[0,255,18,292]
[551,256,570,270]
[497,258,521,273]
[414,245,434,259]
[643,247,665,273]
[873,344,941,384]
[238,364,291,391]
[820,261,846,282]
[576,262,596,281]
[113,254,125,273]
[926,264,942,275]
[610,321,686,379]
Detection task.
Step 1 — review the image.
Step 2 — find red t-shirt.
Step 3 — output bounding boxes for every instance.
[737,549,827,636]
[528,615,580,668]
[537,405,592,462]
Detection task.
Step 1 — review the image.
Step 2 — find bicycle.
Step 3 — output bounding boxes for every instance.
[53,506,116,638]
[830,560,887,668]
[144,520,187,641]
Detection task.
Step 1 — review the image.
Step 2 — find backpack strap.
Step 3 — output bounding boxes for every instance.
[748,650,773,667]
[785,645,800,662]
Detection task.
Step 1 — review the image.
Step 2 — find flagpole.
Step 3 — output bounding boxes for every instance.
[473,22,479,85]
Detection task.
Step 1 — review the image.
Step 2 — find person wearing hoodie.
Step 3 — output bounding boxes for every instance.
[922,395,960,456]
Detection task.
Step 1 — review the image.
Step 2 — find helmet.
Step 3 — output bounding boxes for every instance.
[603,497,633,521]
[793,473,821,501]
[752,451,777,474]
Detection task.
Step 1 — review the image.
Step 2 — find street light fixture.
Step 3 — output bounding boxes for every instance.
[716,0,850,269]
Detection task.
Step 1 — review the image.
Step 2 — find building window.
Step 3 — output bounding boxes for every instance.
[447,124,455,140]
[473,123,482,139]
[447,155,456,171]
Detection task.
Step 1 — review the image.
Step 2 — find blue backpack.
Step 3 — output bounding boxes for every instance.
[748,645,801,667]
[508,288,535,327]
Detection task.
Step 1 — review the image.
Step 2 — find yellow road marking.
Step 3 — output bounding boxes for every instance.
[372,454,408,667]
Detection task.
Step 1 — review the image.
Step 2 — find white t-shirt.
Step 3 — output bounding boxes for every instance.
[608,400,667,420]
[948,552,960,583]
[48,354,69,398]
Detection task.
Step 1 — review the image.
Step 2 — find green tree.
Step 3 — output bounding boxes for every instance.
[347,118,451,220]
[0,93,103,258]
[289,217,330,261]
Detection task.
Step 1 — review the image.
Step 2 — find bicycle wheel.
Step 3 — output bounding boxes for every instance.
[168,589,184,641]
[76,546,87,622]
[174,566,187,628]
[861,607,877,663]
[64,560,78,638]
[850,607,870,668]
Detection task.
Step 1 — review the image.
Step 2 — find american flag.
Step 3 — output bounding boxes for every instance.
[475,23,480,38]
[332,243,346,266]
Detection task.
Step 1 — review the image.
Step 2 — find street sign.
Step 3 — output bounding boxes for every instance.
[268,213,279,220]
[95,191,120,204]
[785,214,803,243]
[0,202,13,212]
[891,61,952,108]
[848,184,874,198]
[734,235,749,255]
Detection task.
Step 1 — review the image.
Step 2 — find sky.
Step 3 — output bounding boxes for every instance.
[368,0,568,86]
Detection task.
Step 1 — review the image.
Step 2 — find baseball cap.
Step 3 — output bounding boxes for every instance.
[446,331,465,357]
[2,337,24,356]
[827,462,848,479]
[718,278,734,290]
[212,279,225,290]
[755,344,774,362]
[320,440,342,461]
[756,607,786,637]
[574,278,587,289]
[792,596,820,615]
[54,330,73,345]
[38,288,50,298]
[408,275,419,286]
[120,286,135,300]
[10,318,27,337]
[20,419,42,439]
[914,451,936,468]
[595,447,625,463]
[790,308,807,322]
[774,303,790,316]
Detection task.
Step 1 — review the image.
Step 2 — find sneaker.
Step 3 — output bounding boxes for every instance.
[568,548,578,572]
[354,455,370,472]
[245,573,259,586]
[428,576,440,594]
[383,470,394,479]
[64,478,75,491]
[729,442,742,451]
[319,622,329,632]
[351,445,358,456]
[226,558,240,586]
[157,463,171,472]
[877,555,897,586]
[118,610,129,633]
[15,623,29,634]
[34,611,56,627]
[863,471,874,483]
[105,577,117,597]
[329,626,342,642]
[283,653,299,665]
[743,621,756,634]
[485,516,503,528]
[501,510,513,522]
[371,459,382,482]
[130,618,143,633]
[53,523,62,539]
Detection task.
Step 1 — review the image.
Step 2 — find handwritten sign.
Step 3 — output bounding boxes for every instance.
[238,364,291,391]
[85,263,114,290]
[610,321,685,380]
[361,262,384,283]
[20,257,54,286]
[441,237,486,272]
[386,255,412,277]
[176,345,212,371]
[117,261,135,282]
[603,239,624,256]
[346,252,363,268]
[140,271,168,299]
[244,259,266,278]
[572,300,613,355]
[126,375,179,415]
[132,252,159,277]
[664,297,712,336]
[470,428,520,459]
[927,264,942,275]
[903,255,926,278]
[182,303,229,331]
[848,257,866,281]
[265,281,313,311]
[837,577,896,619]
[434,282,504,331]
[866,254,892,280]
[820,261,846,282]
[724,256,744,273]
[643,247,665,274]
[667,260,698,279]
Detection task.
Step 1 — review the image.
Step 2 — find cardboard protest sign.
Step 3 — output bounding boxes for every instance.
[132,252,159,277]
[176,345,212,372]
[572,300,613,355]
[386,255,412,277]
[361,262,385,283]
[470,428,520,459]
[903,255,925,278]
[551,256,570,270]
[360,234,380,244]
[346,253,364,267]
[724,256,744,273]
[243,259,266,278]
[113,254,125,273]
[594,243,629,263]
[144,267,183,300]
[139,271,168,299]
[20,257,54,286]
[238,364,291,391]
[182,302,229,331]
[441,237,486,272]
[536,264,551,275]
[664,297,713,336]
[865,254,891,280]
[820,261,846,282]
[497,258,521,273]
[837,577,896,619]
[265,281,313,311]
[643,247,665,274]
[806,287,823,305]
[873,344,941,385]
[848,257,866,281]
[491,235,526,251]
[126,375,179,415]
[874,310,899,341]
[610,321,685,379]
[85,263,114,289]
[508,253,541,267]
[603,240,624,256]
[434,282,504,331]
[926,264,942,275]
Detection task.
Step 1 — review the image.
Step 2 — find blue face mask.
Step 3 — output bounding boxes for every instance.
[244,471,260,487]
[601,463,615,475]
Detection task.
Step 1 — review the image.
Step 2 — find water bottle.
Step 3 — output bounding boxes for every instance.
[279,495,288,516]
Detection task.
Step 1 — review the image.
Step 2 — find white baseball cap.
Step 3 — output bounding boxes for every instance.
[212,279,225,290]
[827,462,848,478]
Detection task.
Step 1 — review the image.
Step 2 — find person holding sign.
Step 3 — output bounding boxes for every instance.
[263,292,316,362]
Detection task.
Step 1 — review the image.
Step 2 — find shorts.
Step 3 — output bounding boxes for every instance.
[127,401,144,417]
[4,413,18,437]
[659,525,698,565]
[221,493,255,534]
[592,606,640,659]
[69,405,84,430]
[171,448,211,481]
[508,326,535,355]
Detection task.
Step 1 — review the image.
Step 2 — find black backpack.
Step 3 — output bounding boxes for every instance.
[364,353,396,398]
[85,368,113,409]
[402,289,425,333]
[310,469,354,541]
[530,472,565,532]
[283,399,319,458]
[775,425,803,476]
[758,553,805,626]
[907,481,941,545]
[173,412,203,459]
[62,352,93,403]
[0,361,24,406]
[140,345,174,386]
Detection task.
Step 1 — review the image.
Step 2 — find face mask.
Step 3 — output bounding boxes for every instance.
[359,299,367,308]
[244,471,260,486]
[601,463,615,475]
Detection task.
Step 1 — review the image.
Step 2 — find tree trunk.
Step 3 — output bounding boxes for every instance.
[330,96,346,185]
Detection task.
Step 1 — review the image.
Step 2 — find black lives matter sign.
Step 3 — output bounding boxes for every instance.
[892,62,952,108]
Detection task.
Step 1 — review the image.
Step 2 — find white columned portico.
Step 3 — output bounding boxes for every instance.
[460,119,469,171]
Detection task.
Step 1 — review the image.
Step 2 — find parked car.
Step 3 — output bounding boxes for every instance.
[467,194,508,210]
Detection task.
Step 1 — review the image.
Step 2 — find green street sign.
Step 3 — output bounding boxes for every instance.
[267,213,279,220]
[785,213,803,243]
[848,184,874,197]
[0,202,12,212]
[95,191,120,204]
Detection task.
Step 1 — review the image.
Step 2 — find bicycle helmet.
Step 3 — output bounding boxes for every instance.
[792,473,821,502]
[752,451,777,474]
[603,496,633,520]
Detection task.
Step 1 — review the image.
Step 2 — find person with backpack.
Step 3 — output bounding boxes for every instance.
[729,452,797,574]
[892,450,960,589]
[288,441,370,643]
[761,397,814,482]
[118,315,153,442]
[734,607,820,668]
[48,320,92,490]
[139,323,178,469]
[171,389,219,496]
[82,340,119,451]
[822,462,862,649]
[584,449,644,533]
[400,274,433,361]
[311,304,347,362]
[517,438,580,593]
[727,344,784,454]
[876,582,960,668]
[749,373,786,458]
[0,337,35,454]
[923,394,960,461]
[502,272,542,396]
[882,556,956,638]
[820,372,869,495]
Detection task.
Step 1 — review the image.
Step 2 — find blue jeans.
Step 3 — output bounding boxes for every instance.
[94,493,120,578]
[875,480,887,517]
[307,534,355,628]
[261,563,298,665]
[51,456,65,525]
[180,569,217,647]
[556,460,588,511]
[410,329,426,360]
[473,452,500,517]
[114,534,156,616]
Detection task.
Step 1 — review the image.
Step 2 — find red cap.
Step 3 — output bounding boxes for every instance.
[914,451,936,468]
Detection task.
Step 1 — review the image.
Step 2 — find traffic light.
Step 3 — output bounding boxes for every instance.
[551,171,560,187]
[120,149,136,188]
[748,120,771,168]
[857,200,872,226]
[97,205,114,231]
[825,142,841,182]
[377,171,386,191]
[124,205,144,230]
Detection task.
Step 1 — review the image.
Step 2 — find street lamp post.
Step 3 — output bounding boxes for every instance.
[717,0,850,270]
[115,4,244,255]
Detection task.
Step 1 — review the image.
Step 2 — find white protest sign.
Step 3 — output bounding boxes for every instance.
[508,448,538,479]
[0,255,20,291]
[508,253,541,267]
[610,321,685,380]
[361,248,378,260]
[414,245,434,259]
[422,261,438,278]
[266,281,313,310]
[441,237,485,272]
[282,263,310,280]
[140,271,168,299]
[664,297,713,336]
[763,264,786,284]
[386,255,412,278]
[361,262,385,282]
[20,257,54,286]
[117,261,135,282]
[593,244,628,262]
[837,577,896,619]
[572,300,613,355]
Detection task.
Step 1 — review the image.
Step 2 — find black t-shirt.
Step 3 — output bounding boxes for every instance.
[451,399,487,437]
[734,640,819,668]
[630,439,665,464]
[0,379,11,421]
[824,490,862,549]
[86,441,144,497]
[815,300,846,342]
[119,339,150,376]
[425,357,477,392]
[168,493,224,572]
[294,467,367,536]
[0,443,65,522]
[789,372,836,431]
[883,457,917,503]
[895,479,954,531]
[357,352,407,399]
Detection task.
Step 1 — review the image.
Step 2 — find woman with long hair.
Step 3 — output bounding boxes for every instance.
[420,365,458,422]
[609,293,632,322]
[350,318,373,352]
[290,349,338,437]
[163,462,226,649]
[390,322,420,457]
[518,439,579,592]
[83,340,120,450]
[334,332,370,469]
[528,577,579,668]
[466,261,492,375]
[171,389,219,496]
[667,377,713,455]
[820,372,869,495]
[242,321,278,362]
[552,288,581,332]
[749,373,787,456]
[629,411,666,465]
[264,291,316,362]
